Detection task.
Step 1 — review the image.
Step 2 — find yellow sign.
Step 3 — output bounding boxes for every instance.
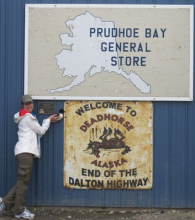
[64,101,153,189]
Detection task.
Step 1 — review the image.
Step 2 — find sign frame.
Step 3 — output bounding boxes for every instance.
[63,101,153,190]
[24,4,194,101]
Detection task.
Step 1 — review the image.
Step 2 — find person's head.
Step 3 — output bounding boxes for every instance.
[21,95,33,112]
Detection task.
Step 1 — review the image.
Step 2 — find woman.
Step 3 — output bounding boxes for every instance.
[0,95,60,219]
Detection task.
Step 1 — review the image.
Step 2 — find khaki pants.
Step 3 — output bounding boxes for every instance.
[3,153,34,215]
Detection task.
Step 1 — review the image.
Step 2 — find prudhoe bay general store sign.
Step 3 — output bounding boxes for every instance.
[64,101,153,189]
[25,4,193,101]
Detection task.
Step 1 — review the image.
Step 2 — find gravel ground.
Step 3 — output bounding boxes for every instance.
[1,207,195,220]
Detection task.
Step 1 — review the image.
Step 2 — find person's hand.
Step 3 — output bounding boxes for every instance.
[48,114,60,123]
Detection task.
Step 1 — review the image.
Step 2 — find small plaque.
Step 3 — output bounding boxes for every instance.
[38,102,55,114]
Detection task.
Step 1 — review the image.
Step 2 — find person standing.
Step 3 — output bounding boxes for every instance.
[0,95,61,219]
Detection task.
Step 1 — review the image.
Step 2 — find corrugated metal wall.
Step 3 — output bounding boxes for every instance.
[0,0,195,208]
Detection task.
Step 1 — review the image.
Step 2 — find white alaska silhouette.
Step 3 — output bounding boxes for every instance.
[50,12,151,94]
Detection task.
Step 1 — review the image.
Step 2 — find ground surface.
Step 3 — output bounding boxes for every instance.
[1,207,195,220]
